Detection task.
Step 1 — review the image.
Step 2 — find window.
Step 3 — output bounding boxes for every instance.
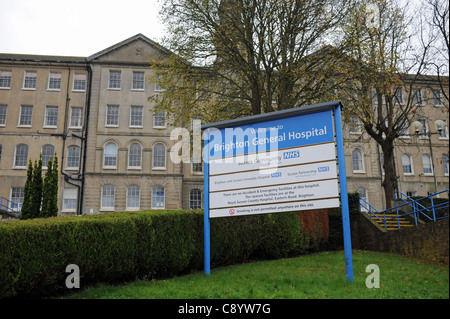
[153,143,166,169]
[192,162,203,173]
[101,185,115,210]
[154,111,166,127]
[402,154,413,175]
[63,188,78,211]
[103,142,117,168]
[433,90,443,106]
[398,120,410,138]
[417,119,429,139]
[23,71,37,89]
[19,105,33,126]
[189,189,202,209]
[352,149,364,172]
[11,187,24,211]
[0,144,2,164]
[127,185,140,210]
[70,107,83,128]
[130,106,143,127]
[67,145,80,169]
[422,155,433,174]
[42,145,55,168]
[356,187,368,212]
[438,120,448,139]
[406,191,416,197]
[48,72,61,90]
[108,71,121,89]
[0,70,12,88]
[0,105,6,125]
[44,106,58,127]
[14,144,28,167]
[349,115,362,134]
[443,155,449,176]
[394,87,403,104]
[132,71,145,90]
[413,89,422,105]
[152,186,165,208]
[73,73,86,91]
[106,105,119,126]
[128,143,142,168]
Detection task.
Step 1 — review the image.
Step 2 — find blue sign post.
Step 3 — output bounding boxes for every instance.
[202,101,353,282]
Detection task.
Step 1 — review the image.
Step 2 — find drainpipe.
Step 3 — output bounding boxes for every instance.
[78,64,92,215]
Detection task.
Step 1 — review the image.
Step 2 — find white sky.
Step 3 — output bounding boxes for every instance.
[0,0,167,57]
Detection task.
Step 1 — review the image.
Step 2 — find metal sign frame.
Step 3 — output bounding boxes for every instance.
[202,101,353,282]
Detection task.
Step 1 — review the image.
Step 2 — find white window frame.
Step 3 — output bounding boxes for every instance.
[189,189,202,209]
[129,106,143,128]
[352,148,365,173]
[402,154,414,175]
[18,105,33,127]
[66,145,81,170]
[43,106,58,128]
[132,71,145,90]
[72,73,86,91]
[101,185,115,211]
[422,154,433,175]
[128,143,142,169]
[69,107,83,128]
[0,104,7,126]
[0,70,12,89]
[63,188,78,212]
[153,111,166,128]
[10,187,24,211]
[41,144,55,168]
[108,70,121,90]
[14,144,28,168]
[105,105,119,127]
[103,142,118,169]
[126,185,140,211]
[152,143,166,170]
[152,185,165,209]
[22,71,37,89]
[47,72,62,91]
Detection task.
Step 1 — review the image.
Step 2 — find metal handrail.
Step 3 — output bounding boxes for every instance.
[0,196,20,216]
[359,189,449,230]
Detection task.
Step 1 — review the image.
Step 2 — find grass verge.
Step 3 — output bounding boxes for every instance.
[65,250,449,299]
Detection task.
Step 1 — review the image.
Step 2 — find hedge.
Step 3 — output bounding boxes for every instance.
[0,209,325,298]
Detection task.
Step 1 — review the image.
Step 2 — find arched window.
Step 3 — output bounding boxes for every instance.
[422,154,433,174]
[352,149,364,172]
[42,144,55,168]
[153,143,166,168]
[66,145,80,169]
[104,142,117,168]
[14,144,28,167]
[189,189,202,209]
[402,154,413,174]
[128,143,142,168]
[152,185,165,208]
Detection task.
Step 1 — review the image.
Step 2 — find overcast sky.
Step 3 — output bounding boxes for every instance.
[0,0,166,57]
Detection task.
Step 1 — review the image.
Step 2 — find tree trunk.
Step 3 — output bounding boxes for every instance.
[380,141,398,209]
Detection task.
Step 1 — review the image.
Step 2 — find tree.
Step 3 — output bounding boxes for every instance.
[150,0,353,126]
[41,155,58,218]
[336,0,433,208]
[20,160,34,220]
[31,155,43,218]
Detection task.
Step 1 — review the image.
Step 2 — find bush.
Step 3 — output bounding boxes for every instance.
[0,209,326,298]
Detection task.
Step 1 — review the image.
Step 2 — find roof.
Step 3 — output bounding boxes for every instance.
[87,33,174,61]
[0,53,87,64]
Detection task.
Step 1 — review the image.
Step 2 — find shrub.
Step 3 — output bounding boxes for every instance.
[0,209,328,298]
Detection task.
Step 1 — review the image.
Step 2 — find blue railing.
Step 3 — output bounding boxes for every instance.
[0,196,21,217]
[359,189,449,230]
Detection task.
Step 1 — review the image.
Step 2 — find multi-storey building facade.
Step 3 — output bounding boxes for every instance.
[0,54,89,215]
[0,34,448,217]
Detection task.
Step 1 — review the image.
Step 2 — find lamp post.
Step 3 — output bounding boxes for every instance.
[410,119,445,195]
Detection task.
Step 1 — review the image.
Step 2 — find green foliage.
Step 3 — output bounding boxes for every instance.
[41,155,59,218]
[0,209,325,298]
[19,160,34,220]
[31,155,43,218]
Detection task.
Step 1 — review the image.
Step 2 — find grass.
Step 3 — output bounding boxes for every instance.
[65,250,449,299]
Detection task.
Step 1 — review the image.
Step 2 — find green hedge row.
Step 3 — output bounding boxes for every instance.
[0,209,316,298]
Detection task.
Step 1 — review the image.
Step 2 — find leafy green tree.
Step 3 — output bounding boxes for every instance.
[31,155,43,218]
[49,154,59,216]
[41,158,54,218]
[20,160,34,220]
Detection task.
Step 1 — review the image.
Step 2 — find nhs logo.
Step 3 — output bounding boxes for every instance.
[283,150,300,159]
[318,166,330,172]
[271,172,282,178]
